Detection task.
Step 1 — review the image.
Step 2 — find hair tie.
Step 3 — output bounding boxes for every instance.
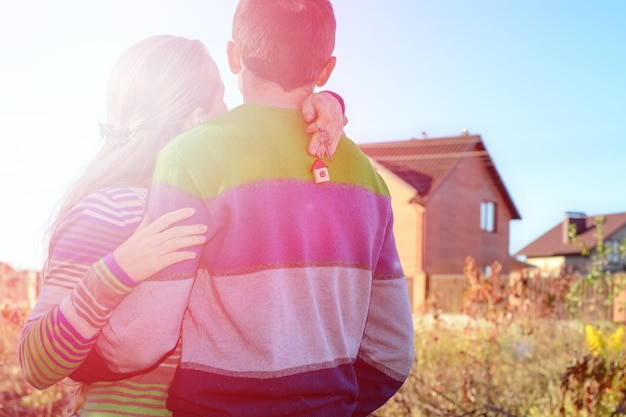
[99,122,131,149]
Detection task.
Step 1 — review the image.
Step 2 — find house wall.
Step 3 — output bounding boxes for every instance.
[424,155,512,275]
[526,256,567,275]
[369,160,426,313]
[564,255,591,271]
[369,160,418,271]
[367,155,515,313]
[610,225,626,243]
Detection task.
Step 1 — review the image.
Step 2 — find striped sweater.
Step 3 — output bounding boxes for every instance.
[100,103,414,416]
[18,187,180,417]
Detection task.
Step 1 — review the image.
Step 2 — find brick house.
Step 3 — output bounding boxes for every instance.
[515,211,626,274]
[360,134,521,313]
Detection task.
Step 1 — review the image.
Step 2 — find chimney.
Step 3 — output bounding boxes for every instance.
[562,211,586,243]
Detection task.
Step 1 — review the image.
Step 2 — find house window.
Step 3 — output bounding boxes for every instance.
[480,201,496,233]
[607,240,620,264]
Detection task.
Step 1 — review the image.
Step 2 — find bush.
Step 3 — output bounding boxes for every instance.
[374,257,626,417]
[0,301,72,417]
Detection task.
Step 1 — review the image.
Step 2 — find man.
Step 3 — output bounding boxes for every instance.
[141,1,414,415]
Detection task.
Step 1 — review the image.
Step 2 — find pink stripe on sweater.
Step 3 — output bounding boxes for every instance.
[203,181,390,274]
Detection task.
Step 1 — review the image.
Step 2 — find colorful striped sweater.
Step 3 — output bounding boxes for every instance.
[100,103,414,416]
[18,187,180,416]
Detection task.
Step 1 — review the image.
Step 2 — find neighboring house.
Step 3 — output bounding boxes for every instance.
[515,211,626,275]
[360,134,521,313]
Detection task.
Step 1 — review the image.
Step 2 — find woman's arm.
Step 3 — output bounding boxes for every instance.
[302,90,347,159]
[18,189,205,388]
[18,189,143,389]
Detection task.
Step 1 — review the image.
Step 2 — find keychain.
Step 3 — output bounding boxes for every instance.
[311,125,331,184]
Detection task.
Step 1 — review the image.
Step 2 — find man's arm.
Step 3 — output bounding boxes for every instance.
[353,209,415,416]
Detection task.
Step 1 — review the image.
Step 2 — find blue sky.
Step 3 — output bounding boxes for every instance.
[1,0,624,269]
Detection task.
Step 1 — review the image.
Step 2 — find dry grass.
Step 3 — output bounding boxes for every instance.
[0,308,616,416]
[373,314,589,417]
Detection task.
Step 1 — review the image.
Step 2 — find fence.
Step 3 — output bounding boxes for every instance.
[425,271,623,322]
[2,261,623,323]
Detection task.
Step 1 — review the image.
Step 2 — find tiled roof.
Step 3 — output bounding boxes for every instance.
[359,134,520,219]
[510,257,538,271]
[515,211,626,257]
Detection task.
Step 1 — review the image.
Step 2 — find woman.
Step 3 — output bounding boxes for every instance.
[18,34,346,416]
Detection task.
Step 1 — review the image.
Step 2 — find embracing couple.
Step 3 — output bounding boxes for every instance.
[19,1,415,416]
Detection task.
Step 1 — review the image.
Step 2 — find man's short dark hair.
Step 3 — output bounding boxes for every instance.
[232,0,336,91]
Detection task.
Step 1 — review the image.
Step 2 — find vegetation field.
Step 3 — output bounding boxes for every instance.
[3,252,626,416]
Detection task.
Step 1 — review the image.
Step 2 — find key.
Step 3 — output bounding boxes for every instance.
[316,125,332,161]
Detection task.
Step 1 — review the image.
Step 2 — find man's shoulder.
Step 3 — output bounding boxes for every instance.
[332,136,392,196]
[169,106,251,148]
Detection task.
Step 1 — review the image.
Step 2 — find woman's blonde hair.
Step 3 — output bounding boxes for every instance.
[49,38,223,413]
[66,381,89,416]
[48,35,223,260]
